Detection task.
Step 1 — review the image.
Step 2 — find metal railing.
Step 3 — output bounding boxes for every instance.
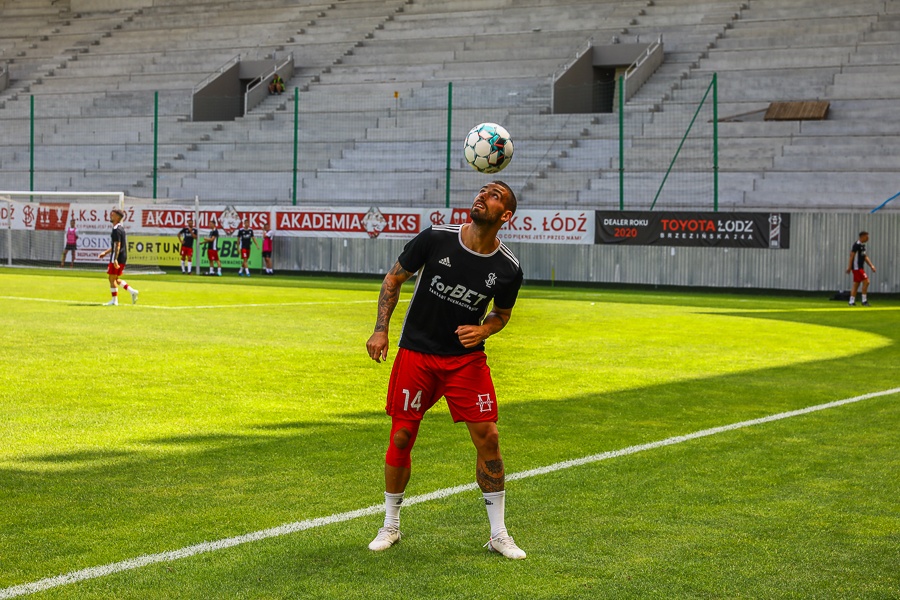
[244,53,293,116]
[622,36,662,102]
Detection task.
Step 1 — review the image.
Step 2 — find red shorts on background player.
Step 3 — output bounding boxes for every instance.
[97,208,138,306]
[236,218,259,277]
[203,223,222,276]
[846,231,876,306]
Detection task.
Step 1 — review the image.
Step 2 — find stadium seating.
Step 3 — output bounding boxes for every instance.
[0,0,898,211]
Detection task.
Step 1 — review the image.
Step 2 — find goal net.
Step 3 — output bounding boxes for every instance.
[0,190,165,273]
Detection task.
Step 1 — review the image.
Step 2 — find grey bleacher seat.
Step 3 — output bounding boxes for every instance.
[0,0,898,213]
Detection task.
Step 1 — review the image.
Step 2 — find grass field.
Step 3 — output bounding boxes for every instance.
[1,268,898,599]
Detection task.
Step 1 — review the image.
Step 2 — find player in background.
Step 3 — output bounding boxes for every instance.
[236,218,260,276]
[97,208,138,306]
[204,221,223,276]
[365,181,526,560]
[60,217,78,268]
[847,230,876,306]
[262,221,275,275]
[178,217,199,274]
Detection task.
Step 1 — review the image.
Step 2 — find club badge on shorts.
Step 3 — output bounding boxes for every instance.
[477,394,494,413]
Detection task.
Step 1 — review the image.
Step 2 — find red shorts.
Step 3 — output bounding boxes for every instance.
[208,249,220,262]
[240,248,250,260]
[180,246,193,259]
[107,262,126,276]
[851,269,868,283]
[385,348,498,423]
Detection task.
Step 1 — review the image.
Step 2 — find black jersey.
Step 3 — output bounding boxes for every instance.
[850,241,868,270]
[397,224,523,356]
[109,223,127,264]
[205,228,219,251]
[179,227,198,248]
[237,228,255,250]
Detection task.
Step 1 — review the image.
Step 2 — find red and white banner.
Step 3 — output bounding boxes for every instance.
[424,208,594,244]
[2,202,595,245]
[274,207,421,239]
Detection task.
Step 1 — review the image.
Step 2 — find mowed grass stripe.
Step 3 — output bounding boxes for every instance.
[2,387,896,600]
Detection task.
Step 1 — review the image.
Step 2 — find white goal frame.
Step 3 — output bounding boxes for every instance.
[0,190,125,268]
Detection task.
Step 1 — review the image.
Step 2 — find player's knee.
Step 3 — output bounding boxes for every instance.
[385,418,419,469]
[482,429,500,453]
[472,425,500,454]
[393,427,411,449]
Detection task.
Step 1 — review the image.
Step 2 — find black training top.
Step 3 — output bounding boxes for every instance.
[179,227,198,248]
[110,223,127,264]
[397,224,523,356]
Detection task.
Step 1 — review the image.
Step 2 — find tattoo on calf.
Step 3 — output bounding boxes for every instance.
[477,458,505,492]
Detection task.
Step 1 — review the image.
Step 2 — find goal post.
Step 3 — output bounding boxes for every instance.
[0,190,154,270]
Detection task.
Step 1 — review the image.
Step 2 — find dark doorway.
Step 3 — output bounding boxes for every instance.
[593,67,617,113]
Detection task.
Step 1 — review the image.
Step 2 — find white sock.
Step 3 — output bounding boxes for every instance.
[849,296,856,304]
[187,261,192,271]
[383,492,404,529]
[483,490,508,539]
[862,294,867,302]
[217,268,222,275]
[180,260,185,271]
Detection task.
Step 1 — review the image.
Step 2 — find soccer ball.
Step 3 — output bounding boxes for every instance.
[463,123,514,174]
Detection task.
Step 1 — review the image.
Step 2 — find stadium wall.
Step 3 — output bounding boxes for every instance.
[277,212,898,294]
[2,213,896,294]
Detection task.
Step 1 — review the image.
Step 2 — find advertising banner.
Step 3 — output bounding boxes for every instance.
[72,235,186,265]
[74,234,109,264]
[596,211,790,249]
[127,236,184,266]
[198,237,262,271]
[273,206,420,239]
[423,208,595,244]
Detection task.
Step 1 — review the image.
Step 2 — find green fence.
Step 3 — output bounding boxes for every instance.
[0,75,719,211]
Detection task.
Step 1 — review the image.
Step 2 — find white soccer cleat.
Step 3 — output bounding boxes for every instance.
[130,290,139,305]
[104,299,118,306]
[368,526,402,551]
[485,535,526,559]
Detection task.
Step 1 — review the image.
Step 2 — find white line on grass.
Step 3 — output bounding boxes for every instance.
[0,296,382,309]
[2,387,898,599]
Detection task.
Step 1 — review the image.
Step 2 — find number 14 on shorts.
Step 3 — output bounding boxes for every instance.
[402,389,422,411]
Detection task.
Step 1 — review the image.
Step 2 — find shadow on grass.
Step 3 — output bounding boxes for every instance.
[1,307,897,587]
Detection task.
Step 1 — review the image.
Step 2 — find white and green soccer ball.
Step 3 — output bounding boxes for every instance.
[463,122,514,174]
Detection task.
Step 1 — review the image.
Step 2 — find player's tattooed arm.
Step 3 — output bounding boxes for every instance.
[367,262,413,363]
[373,262,413,333]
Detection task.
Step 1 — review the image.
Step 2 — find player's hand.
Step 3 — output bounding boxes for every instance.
[455,325,488,348]
[367,331,389,363]
[846,268,851,274]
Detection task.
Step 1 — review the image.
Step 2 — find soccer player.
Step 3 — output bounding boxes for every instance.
[97,208,138,306]
[262,221,275,275]
[365,181,526,559]
[60,217,78,268]
[846,230,876,306]
[236,218,259,276]
[177,217,198,274]
[203,221,222,276]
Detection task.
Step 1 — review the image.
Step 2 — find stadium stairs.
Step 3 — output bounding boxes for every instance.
[0,0,898,212]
